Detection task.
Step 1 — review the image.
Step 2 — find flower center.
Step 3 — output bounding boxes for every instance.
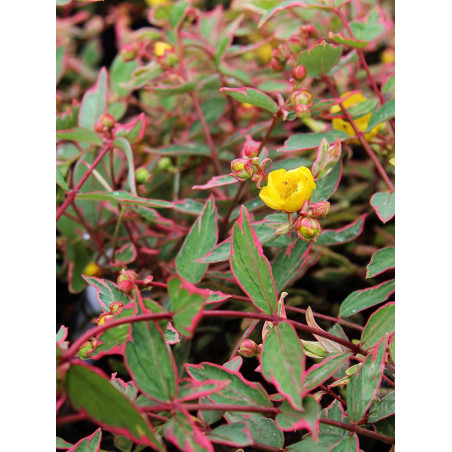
[279,178,298,199]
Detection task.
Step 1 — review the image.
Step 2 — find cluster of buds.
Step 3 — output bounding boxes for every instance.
[270,45,290,72]
[117,269,139,293]
[291,89,313,120]
[295,200,330,242]
[154,41,178,67]
[230,136,271,188]
[96,301,125,327]
[94,113,116,135]
[121,42,139,62]
[239,339,261,358]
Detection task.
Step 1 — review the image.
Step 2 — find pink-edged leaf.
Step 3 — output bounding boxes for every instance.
[225,413,284,449]
[176,196,218,284]
[57,325,69,350]
[312,137,342,179]
[272,239,311,292]
[125,304,178,402]
[207,423,252,447]
[113,242,137,266]
[165,322,180,344]
[230,206,278,315]
[261,322,305,410]
[56,128,103,145]
[114,113,146,144]
[113,137,137,196]
[83,276,132,310]
[168,277,210,338]
[276,396,320,438]
[278,131,349,153]
[221,87,278,114]
[311,161,343,203]
[320,399,350,435]
[65,363,164,451]
[305,352,352,392]
[56,437,73,450]
[79,67,108,130]
[193,174,237,190]
[186,362,272,408]
[110,374,138,402]
[339,280,395,317]
[165,409,214,452]
[346,336,388,422]
[56,45,68,84]
[223,356,243,371]
[329,32,369,48]
[317,214,367,246]
[360,302,395,350]
[370,191,395,223]
[177,379,231,402]
[76,191,173,208]
[367,390,395,423]
[67,428,102,452]
[305,307,346,354]
[298,41,343,77]
[258,1,330,28]
[366,246,395,278]
[329,433,360,452]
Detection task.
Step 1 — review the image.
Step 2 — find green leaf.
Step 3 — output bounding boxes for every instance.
[110,55,138,97]
[207,423,252,447]
[165,411,213,452]
[56,45,67,84]
[221,87,279,114]
[278,131,348,153]
[125,317,177,401]
[226,414,284,449]
[214,35,230,66]
[317,215,366,246]
[145,143,211,157]
[150,80,196,97]
[366,247,395,278]
[261,322,305,409]
[311,161,342,203]
[67,429,102,452]
[84,276,131,310]
[65,364,164,450]
[56,437,72,449]
[56,128,103,145]
[287,433,344,451]
[374,415,395,438]
[56,167,69,192]
[339,280,395,317]
[346,337,387,422]
[370,191,395,223]
[366,99,395,131]
[276,396,320,435]
[123,62,163,90]
[320,400,350,436]
[168,277,209,338]
[350,10,384,42]
[361,303,395,349]
[382,75,395,96]
[329,32,368,49]
[305,352,351,392]
[329,434,359,452]
[113,137,137,196]
[176,196,218,283]
[272,239,311,292]
[79,67,108,130]
[186,363,272,409]
[76,191,173,208]
[368,391,395,423]
[298,42,343,77]
[169,1,189,29]
[172,199,205,215]
[230,207,278,315]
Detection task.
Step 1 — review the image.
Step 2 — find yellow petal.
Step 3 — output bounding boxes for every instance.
[259,186,283,210]
[267,169,286,200]
[281,192,305,212]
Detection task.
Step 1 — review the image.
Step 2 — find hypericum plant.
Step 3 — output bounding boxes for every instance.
[56,0,395,451]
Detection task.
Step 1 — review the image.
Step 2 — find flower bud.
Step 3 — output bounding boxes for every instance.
[121,43,138,62]
[301,24,318,38]
[109,301,124,314]
[97,313,114,326]
[117,269,138,293]
[78,341,94,360]
[270,57,284,72]
[292,65,307,81]
[154,42,178,66]
[135,167,151,184]
[239,339,260,358]
[297,217,321,242]
[292,89,313,107]
[158,157,175,172]
[310,201,330,218]
[231,158,253,181]
[294,103,311,120]
[241,137,260,158]
[118,279,134,293]
[94,113,116,133]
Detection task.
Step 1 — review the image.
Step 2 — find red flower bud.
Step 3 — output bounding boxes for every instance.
[94,113,116,133]
[271,58,284,72]
[294,103,311,120]
[231,158,253,181]
[302,24,318,38]
[239,339,260,358]
[297,217,321,242]
[241,137,260,158]
[121,43,138,62]
[310,201,330,218]
[109,301,124,314]
[292,65,307,81]
[118,279,134,293]
[292,89,313,107]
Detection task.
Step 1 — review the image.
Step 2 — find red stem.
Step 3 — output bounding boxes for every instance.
[142,403,279,415]
[56,140,113,222]
[56,412,87,426]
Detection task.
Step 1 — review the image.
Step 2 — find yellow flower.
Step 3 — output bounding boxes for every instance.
[259,166,316,212]
[145,0,169,6]
[154,41,172,57]
[331,91,381,142]
[256,43,273,64]
[83,261,101,277]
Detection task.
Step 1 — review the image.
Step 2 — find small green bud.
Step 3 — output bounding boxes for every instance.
[135,167,151,184]
[297,217,321,242]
